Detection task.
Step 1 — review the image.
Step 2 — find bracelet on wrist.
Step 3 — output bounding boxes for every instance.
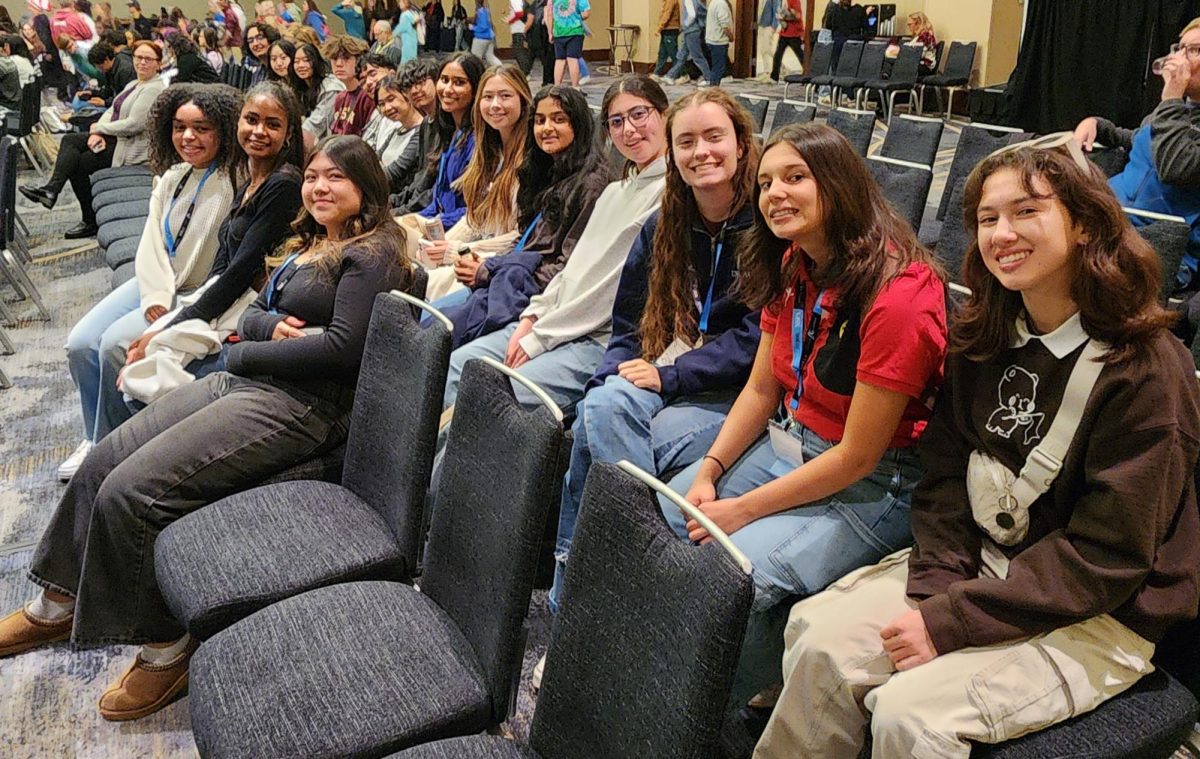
[702,454,728,479]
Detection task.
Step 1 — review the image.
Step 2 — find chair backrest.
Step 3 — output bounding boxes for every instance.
[0,136,14,248]
[832,40,864,78]
[825,107,876,157]
[937,122,1026,221]
[879,114,944,166]
[18,81,39,136]
[769,99,817,134]
[867,155,933,232]
[942,40,978,82]
[854,40,889,80]
[341,290,452,575]
[735,94,769,133]
[930,39,946,71]
[887,43,922,85]
[1125,208,1190,303]
[936,177,971,279]
[806,39,835,78]
[1087,146,1130,178]
[421,357,565,724]
[530,462,754,759]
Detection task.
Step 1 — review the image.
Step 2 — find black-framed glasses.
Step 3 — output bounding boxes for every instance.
[1169,42,1200,59]
[607,105,653,134]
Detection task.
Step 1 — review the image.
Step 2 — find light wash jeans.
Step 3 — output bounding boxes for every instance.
[666,30,713,82]
[548,375,735,613]
[661,418,921,705]
[66,278,147,442]
[470,37,502,67]
[422,287,471,325]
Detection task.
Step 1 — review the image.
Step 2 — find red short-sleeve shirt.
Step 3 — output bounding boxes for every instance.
[760,256,947,447]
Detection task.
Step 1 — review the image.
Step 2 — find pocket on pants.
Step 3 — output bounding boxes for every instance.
[966,643,1075,744]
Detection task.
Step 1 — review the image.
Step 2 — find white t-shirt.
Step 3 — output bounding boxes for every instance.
[509,0,526,33]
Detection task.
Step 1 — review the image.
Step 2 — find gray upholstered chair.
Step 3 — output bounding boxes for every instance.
[937,122,1026,222]
[95,197,152,227]
[825,107,877,157]
[829,40,888,110]
[103,237,140,270]
[768,99,817,136]
[879,114,945,168]
[1123,209,1190,303]
[387,460,755,759]
[92,186,153,211]
[188,356,566,758]
[734,94,769,135]
[96,217,146,250]
[154,290,452,640]
[782,40,834,102]
[867,155,933,233]
[936,178,970,280]
[860,43,923,124]
[90,173,155,195]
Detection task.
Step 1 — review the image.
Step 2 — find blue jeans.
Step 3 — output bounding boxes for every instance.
[548,375,734,613]
[422,288,471,325]
[708,43,729,84]
[66,278,147,442]
[442,321,606,413]
[661,419,921,703]
[666,30,713,82]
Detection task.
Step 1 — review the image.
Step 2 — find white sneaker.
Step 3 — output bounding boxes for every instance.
[579,75,591,85]
[57,440,93,482]
[672,75,691,85]
[532,653,546,691]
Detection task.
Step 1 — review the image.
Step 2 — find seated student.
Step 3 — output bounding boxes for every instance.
[0,136,410,722]
[85,39,133,102]
[661,122,948,705]
[167,32,220,83]
[266,38,301,90]
[442,74,669,413]
[196,26,225,73]
[384,57,440,197]
[368,73,423,166]
[120,81,306,398]
[18,39,165,238]
[394,52,483,233]
[755,138,1200,758]
[323,33,373,136]
[1,34,37,86]
[56,84,241,482]
[439,83,611,348]
[355,50,396,143]
[295,41,345,141]
[1074,17,1200,292]
[415,63,531,301]
[547,88,763,624]
[242,21,280,85]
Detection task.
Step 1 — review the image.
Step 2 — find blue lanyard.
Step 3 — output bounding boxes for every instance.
[788,284,826,412]
[698,221,729,333]
[514,212,543,253]
[163,163,217,258]
[265,253,300,313]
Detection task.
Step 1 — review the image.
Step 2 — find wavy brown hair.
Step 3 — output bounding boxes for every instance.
[736,122,939,314]
[952,145,1175,363]
[146,83,244,186]
[457,64,532,233]
[639,89,761,360]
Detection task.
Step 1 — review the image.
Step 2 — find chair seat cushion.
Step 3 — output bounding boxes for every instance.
[863,78,915,91]
[386,735,540,758]
[783,73,809,83]
[97,218,147,249]
[92,189,152,213]
[91,174,153,195]
[830,76,865,88]
[104,236,140,269]
[110,261,135,290]
[91,165,153,183]
[971,670,1197,758]
[95,198,151,226]
[921,75,968,87]
[809,75,836,86]
[156,479,408,639]
[190,581,492,759]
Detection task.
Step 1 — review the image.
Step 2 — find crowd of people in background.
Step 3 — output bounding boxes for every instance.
[0,3,1199,759]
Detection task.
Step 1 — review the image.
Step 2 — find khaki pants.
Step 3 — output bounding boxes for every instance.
[753,549,1156,759]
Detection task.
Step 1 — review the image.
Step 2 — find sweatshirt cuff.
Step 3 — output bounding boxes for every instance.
[473,264,490,286]
[906,563,971,601]
[519,331,547,360]
[657,365,679,400]
[224,341,246,375]
[140,291,172,314]
[918,593,970,655]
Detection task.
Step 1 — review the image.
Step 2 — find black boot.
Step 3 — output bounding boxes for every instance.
[63,221,98,239]
[19,185,58,210]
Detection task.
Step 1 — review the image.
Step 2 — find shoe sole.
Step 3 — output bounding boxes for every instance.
[99,671,189,722]
[18,188,54,211]
[0,628,71,658]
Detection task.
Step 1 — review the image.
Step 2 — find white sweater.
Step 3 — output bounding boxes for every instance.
[135,163,236,313]
[519,157,667,358]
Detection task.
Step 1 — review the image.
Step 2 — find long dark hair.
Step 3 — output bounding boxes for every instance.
[293,41,329,113]
[427,52,485,172]
[266,38,303,92]
[515,84,606,233]
[277,135,410,278]
[953,145,1175,363]
[599,74,669,180]
[243,81,306,173]
[146,84,244,187]
[640,89,761,360]
[737,122,938,314]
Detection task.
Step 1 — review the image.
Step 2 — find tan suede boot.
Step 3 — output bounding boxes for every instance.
[0,607,73,658]
[98,639,199,721]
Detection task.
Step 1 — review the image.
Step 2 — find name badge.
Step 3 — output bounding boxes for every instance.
[768,419,805,467]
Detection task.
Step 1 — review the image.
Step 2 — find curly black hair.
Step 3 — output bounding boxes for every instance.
[146,83,244,185]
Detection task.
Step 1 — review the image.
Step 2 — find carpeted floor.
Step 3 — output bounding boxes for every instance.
[0,66,961,757]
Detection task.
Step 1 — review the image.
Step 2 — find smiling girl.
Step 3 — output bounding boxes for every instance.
[294,41,345,139]
[661,122,947,704]
[756,139,1200,758]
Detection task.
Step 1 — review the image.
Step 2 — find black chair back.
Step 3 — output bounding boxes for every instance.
[734,94,769,133]
[937,123,1026,221]
[888,43,922,86]
[867,155,933,232]
[17,81,39,138]
[936,178,971,279]
[853,40,888,81]
[826,107,876,156]
[530,462,754,759]
[831,40,864,78]
[807,39,834,78]
[421,358,565,724]
[940,40,977,84]
[879,114,944,166]
[1125,210,1190,303]
[769,100,817,134]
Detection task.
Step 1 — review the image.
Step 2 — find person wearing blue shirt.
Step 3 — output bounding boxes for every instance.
[470,0,502,65]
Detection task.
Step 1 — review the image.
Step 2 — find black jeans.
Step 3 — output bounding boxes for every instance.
[771,36,805,81]
[28,372,349,647]
[47,131,115,226]
[511,31,532,75]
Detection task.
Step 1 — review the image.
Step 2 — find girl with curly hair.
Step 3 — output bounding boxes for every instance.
[0,136,411,722]
[55,83,242,480]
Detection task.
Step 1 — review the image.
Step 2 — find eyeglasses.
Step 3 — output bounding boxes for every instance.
[985,131,1091,173]
[606,105,654,134]
[247,33,265,42]
[1169,42,1200,59]
[133,54,158,62]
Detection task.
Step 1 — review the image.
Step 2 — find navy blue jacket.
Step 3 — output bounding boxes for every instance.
[586,204,760,401]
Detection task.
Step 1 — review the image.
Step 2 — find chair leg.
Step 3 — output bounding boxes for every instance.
[19,137,48,178]
[0,318,14,354]
[0,249,50,321]
[945,87,958,120]
[0,363,11,389]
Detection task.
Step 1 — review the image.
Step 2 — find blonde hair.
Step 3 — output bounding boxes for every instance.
[907,11,932,36]
[458,64,532,233]
[1182,16,1200,37]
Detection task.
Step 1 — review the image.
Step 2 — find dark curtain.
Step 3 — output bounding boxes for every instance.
[1006,0,1200,133]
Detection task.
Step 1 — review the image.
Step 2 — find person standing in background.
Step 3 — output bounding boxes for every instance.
[546,0,588,88]
[661,0,710,86]
[469,0,501,66]
[770,0,804,82]
[332,0,367,39]
[704,0,732,86]
[507,0,532,74]
[823,0,867,67]
[652,0,679,78]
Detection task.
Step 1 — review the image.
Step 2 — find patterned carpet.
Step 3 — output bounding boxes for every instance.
[0,67,959,757]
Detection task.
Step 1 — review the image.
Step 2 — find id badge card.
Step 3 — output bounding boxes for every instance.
[768,419,805,467]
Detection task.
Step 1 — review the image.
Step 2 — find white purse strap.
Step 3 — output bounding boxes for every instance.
[1006,339,1107,511]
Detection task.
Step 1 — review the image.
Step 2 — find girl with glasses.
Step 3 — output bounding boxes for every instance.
[756,139,1200,759]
